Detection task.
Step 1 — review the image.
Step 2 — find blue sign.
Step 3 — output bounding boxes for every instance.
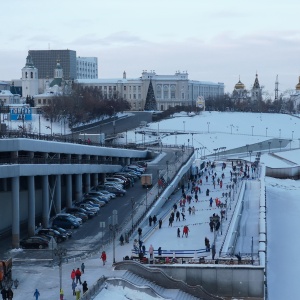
[10,107,32,121]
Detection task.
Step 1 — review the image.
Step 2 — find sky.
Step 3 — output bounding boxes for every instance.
[6,111,300,299]
[2,0,300,96]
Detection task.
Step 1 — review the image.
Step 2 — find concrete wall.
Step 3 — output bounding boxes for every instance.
[265,165,300,179]
[151,264,264,298]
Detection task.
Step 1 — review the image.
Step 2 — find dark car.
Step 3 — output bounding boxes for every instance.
[69,211,88,222]
[66,207,95,219]
[52,215,80,229]
[51,226,73,238]
[104,185,127,196]
[20,236,49,249]
[37,228,68,243]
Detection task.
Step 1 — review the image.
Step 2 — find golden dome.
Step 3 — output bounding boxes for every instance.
[234,78,245,90]
[296,76,300,90]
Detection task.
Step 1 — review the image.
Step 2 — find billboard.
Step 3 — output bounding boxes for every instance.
[10,107,32,121]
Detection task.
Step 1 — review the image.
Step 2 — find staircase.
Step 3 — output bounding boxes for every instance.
[122,270,199,300]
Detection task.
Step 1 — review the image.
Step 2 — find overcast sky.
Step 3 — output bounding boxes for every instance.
[2,0,300,96]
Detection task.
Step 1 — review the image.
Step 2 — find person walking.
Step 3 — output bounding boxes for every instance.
[137,227,142,238]
[176,210,180,221]
[181,212,186,221]
[6,289,12,300]
[148,244,154,259]
[75,268,82,284]
[158,219,162,229]
[71,269,76,282]
[33,289,40,300]
[59,288,64,300]
[152,215,157,225]
[212,244,216,260]
[75,285,81,300]
[81,262,85,274]
[177,228,180,238]
[101,251,107,266]
[149,215,153,226]
[119,234,124,245]
[82,281,88,294]
[1,288,7,300]
[72,282,77,296]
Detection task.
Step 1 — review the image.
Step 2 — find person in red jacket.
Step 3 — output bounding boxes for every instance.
[71,269,76,282]
[101,251,107,265]
[75,268,82,284]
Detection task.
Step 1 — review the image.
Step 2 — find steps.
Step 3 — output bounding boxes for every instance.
[122,270,199,300]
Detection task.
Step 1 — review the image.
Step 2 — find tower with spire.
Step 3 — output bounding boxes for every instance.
[251,73,262,102]
[21,53,39,98]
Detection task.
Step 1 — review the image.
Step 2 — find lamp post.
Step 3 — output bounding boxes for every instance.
[230,124,233,134]
[131,197,135,232]
[289,139,292,150]
[183,121,186,132]
[268,141,271,153]
[279,129,281,138]
[109,210,118,263]
[292,131,294,140]
[266,127,268,137]
[145,187,148,211]
[166,160,169,184]
[279,140,282,151]
[249,150,252,163]
[207,122,210,133]
[251,125,254,136]
[175,131,177,146]
[54,247,67,294]
[191,133,194,147]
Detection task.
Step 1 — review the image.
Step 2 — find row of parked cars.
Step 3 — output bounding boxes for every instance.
[19,162,148,249]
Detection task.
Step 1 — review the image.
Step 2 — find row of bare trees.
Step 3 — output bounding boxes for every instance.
[42,84,131,130]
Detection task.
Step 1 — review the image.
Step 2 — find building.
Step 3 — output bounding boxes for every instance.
[28,49,77,80]
[77,57,98,79]
[21,54,39,98]
[290,76,300,111]
[231,77,249,101]
[76,70,224,111]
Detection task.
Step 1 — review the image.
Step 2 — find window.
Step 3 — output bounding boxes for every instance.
[124,86,126,91]
[171,85,176,99]
[163,85,169,99]
[156,85,161,99]
[133,94,136,99]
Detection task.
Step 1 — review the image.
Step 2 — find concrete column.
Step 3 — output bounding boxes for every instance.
[12,177,20,248]
[93,173,99,188]
[2,178,8,191]
[66,174,72,208]
[84,173,91,193]
[98,173,105,184]
[55,175,62,213]
[75,174,82,202]
[28,176,36,236]
[42,175,49,228]
[126,157,131,165]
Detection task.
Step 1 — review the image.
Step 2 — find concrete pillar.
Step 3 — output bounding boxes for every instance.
[2,178,8,191]
[98,173,105,184]
[12,177,20,248]
[66,174,72,208]
[42,175,49,228]
[126,157,131,165]
[93,173,99,188]
[55,175,62,213]
[84,173,91,193]
[75,174,82,202]
[28,176,36,236]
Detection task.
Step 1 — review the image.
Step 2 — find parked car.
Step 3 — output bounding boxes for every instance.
[20,236,49,249]
[66,207,95,219]
[37,228,68,243]
[69,211,89,222]
[86,191,111,202]
[81,198,103,208]
[105,177,126,188]
[103,182,124,189]
[97,189,116,199]
[103,185,126,196]
[52,215,80,229]
[51,226,73,238]
[76,203,100,214]
[112,174,131,188]
[56,213,83,225]
[83,194,108,204]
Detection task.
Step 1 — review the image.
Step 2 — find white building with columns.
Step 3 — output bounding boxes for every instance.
[76,70,224,111]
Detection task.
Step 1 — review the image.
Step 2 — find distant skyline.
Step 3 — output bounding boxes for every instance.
[1,0,300,96]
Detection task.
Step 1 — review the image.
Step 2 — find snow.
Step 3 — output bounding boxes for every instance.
[4,111,300,299]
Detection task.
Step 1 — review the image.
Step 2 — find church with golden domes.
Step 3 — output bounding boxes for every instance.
[231,73,262,103]
[290,76,300,111]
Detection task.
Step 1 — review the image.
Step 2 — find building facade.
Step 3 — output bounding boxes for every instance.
[21,54,39,98]
[28,49,77,80]
[77,57,98,79]
[76,70,224,111]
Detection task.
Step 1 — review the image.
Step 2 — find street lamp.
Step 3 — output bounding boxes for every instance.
[131,197,135,232]
[279,140,282,151]
[279,129,281,138]
[251,126,254,136]
[292,131,294,140]
[54,247,67,295]
[249,150,252,163]
[268,141,271,153]
[166,160,169,184]
[183,121,186,132]
[145,187,149,211]
[109,210,118,263]
[175,131,177,146]
[207,122,210,133]
[266,127,268,137]
[230,124,233,135]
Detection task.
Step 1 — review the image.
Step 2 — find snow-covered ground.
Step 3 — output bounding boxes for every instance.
[5,111,300,299]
